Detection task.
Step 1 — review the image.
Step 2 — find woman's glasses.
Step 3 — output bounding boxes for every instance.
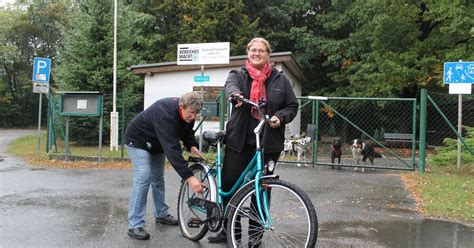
[249,48,268,54]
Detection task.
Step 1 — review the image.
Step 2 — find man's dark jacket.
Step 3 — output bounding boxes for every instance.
[225,68,299,153]
[125,97,197,180]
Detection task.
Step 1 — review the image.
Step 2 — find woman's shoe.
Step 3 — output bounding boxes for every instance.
[208,231,227,243]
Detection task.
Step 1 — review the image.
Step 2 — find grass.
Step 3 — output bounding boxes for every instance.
[402,127,474,224]
[8,133,131,169]
[402,165,474,223]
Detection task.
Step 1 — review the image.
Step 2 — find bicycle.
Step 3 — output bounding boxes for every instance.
[177,95,318,247]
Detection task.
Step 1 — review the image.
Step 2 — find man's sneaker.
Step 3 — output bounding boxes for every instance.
[155,214,179,225]
[127,227,150,240]
[208,230,227,243]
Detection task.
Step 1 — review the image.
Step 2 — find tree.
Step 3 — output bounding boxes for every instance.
[291,0,473,97]
[0,1,69,127]
[148,0,258,60]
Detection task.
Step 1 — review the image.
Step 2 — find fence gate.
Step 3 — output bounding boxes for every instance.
[280,97,418,171]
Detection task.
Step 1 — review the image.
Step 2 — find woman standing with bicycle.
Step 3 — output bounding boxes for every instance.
[208,37,299,243]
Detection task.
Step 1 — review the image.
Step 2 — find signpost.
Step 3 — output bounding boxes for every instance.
[443,61,473,172]
[177,42,230,150]
[32,57,51,93]
[32,57,52,156]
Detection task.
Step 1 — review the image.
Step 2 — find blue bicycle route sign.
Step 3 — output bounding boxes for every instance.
[443,62,474,84]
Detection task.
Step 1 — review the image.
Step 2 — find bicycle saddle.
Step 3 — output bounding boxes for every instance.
[203,130,226,144]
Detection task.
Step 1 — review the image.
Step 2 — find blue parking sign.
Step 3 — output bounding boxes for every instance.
[32,57,52,83]
[443,62,474,84]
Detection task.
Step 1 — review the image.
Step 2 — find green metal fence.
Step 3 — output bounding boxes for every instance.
[280,96,418,171]
[418,89,474,172]
[45,89,473,171]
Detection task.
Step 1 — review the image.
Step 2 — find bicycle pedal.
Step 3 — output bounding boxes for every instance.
[187,218,203,228]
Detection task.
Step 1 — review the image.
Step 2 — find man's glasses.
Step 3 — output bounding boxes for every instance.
[249,48,268,54]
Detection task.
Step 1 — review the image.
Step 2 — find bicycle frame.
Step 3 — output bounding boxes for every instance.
[213,98,272,228]
[187,96,273,229]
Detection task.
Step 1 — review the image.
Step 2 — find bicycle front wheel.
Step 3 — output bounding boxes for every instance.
[226,178,318,247]
[177,163,216,241]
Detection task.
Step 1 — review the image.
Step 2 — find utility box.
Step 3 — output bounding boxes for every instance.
[59,91,103,116]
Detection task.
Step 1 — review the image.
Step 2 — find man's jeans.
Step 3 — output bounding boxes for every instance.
[126,146,169,228]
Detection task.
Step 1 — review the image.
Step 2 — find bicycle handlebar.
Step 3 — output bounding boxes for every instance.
[188,156,204,163]
[230,94,266,109]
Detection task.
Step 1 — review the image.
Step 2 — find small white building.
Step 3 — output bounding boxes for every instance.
[129,51,307,137]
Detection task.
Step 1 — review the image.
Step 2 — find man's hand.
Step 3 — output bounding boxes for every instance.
[190,146,204,159]
[269,115,281,128]
[186,176,205,194]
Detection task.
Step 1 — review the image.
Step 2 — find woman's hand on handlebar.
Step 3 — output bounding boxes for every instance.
[229,93,243,108]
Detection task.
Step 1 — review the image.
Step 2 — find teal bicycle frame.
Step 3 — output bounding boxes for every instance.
[193,97,273,230]
[212,115,272,229]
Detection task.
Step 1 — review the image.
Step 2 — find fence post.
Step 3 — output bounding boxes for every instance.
[418,89,427,173]
[121,93,126,158]
[312,99,319,168]
[219,90,226,131]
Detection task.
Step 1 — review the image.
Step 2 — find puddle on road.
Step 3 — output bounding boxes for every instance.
[321,219,474,247]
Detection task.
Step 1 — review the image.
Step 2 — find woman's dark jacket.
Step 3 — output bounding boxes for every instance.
[125,97,198,180]
[225,67,299,153]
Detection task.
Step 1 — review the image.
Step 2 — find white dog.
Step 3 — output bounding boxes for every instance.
[351,139,365,172]
[281,138,295,160]
[294,136,312,167]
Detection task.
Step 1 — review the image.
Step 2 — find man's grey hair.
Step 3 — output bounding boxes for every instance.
[180,92,203,111]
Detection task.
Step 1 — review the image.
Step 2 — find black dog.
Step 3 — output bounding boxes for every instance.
[361,143,383,165]
[330,139,342,170]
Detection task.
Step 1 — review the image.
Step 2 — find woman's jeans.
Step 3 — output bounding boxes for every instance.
[126,145,169,228]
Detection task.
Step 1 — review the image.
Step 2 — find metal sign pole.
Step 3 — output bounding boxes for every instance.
[456,94,462,172]
[199,64,204,151]
[65,117,70,162]
[37,93,42,157]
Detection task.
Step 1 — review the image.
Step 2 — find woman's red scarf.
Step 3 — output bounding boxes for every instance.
[245,60,272,120]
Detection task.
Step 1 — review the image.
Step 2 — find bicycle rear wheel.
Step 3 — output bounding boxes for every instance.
[226,178,318,247]
[177,163,216,241]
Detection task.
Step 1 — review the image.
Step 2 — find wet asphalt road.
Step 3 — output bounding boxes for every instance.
[0,129,473,247]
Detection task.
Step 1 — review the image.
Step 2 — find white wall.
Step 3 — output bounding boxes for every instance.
[143,62,303,137]
[276,64,302,138]
[144,66,241,109]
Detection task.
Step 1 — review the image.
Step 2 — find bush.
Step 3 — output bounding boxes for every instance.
[428,126,474,168]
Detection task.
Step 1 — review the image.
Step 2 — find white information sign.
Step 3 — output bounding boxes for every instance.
[177,42,230,65]
[449,84,472,94]
[77,99,88,109]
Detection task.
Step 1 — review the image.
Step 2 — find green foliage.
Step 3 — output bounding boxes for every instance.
[428,126,474,167]
[1,0,473,128]
[292,0,474,97]
[0,1,69,127]
[153,0,258,60]
[328,120,337,136]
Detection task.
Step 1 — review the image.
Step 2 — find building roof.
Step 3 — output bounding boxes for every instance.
[129,51,307,84]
